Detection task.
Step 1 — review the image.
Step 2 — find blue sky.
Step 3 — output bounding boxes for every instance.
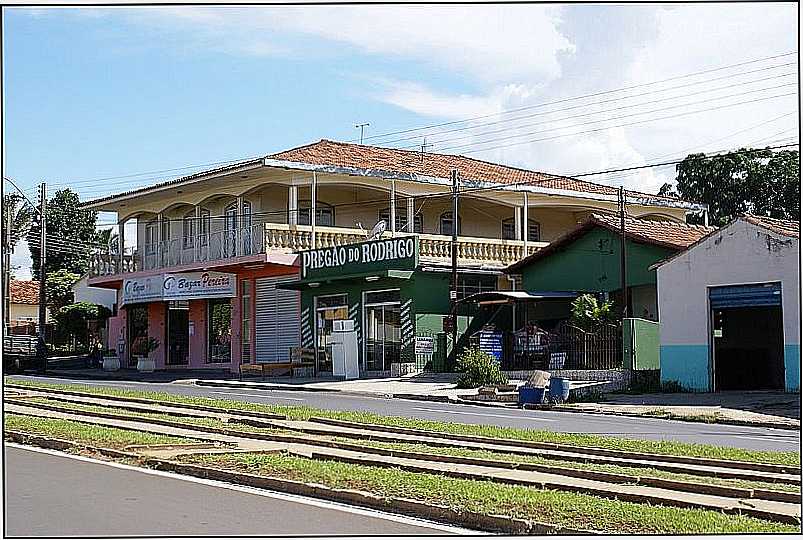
[3,3,798,277]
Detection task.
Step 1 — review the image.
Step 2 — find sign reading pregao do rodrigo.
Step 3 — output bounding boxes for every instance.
[301,236,419,279]
[121,271,236,305]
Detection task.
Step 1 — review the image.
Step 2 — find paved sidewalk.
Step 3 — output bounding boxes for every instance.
[559,392,801,429]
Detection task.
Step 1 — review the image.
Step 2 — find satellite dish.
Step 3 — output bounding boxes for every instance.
[369,220,387,240]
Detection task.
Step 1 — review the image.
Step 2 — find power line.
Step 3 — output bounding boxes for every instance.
[354,50,796,144]
[378,65,797,148]
[399,80,797,151]
[446,91,797,155]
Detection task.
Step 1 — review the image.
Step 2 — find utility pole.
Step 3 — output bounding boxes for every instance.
[1,177,9,335]
[355,123,369,144]
[420,137,433,163]
[449,170,459,368]
[618,186,629,319]
[37,182,47,374]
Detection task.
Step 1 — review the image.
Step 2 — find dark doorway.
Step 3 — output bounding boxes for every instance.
[167,302,190,365]
[713,305,784,391]
[127,305,148,368]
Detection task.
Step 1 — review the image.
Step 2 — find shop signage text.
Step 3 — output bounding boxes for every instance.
[122,271,236,305]
[301,236,418,279]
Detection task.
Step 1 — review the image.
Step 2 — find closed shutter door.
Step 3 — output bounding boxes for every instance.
[709,283,782,309]
[255,276,300,363]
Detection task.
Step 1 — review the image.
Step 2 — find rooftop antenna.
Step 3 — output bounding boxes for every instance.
[355,123,370,144]
[420,137,433,163]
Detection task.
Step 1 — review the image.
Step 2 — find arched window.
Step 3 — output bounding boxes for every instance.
[183,211,196,249]
[198,209,210,247]
[501,218,541,242]
[439,212,462,236]
[298,201,334,227]
[379,208,423,233]
[145,220,158,255]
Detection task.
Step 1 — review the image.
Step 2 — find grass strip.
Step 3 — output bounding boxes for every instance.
[179,452,798,534]
[3,413,195,449]
[340,438,800,494]
[8,378,799,467]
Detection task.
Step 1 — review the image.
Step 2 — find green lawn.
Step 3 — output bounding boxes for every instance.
[181,452,798,534]
[3,413,195,448]
[8,378,800,467]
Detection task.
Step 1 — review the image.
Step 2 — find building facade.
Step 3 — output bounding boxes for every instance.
[656,215,800,392]
[84,139,704,375]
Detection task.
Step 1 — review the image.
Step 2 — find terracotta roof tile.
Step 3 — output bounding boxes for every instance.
[272,139,680,201]
[507,213,715,272]
[10,280,39,305]
[742,214,800,239]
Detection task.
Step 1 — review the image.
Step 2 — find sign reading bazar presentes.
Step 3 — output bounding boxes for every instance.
[301,236,419,279]
[122,271,236,305]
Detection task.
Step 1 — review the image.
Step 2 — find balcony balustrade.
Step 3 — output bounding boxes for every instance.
[89,222,546,278]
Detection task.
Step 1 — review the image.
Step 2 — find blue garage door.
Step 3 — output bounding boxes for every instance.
[709,283,782,309]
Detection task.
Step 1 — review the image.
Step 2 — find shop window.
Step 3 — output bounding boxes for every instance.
[241,280,252,364]
[439,212,462,236]
[298,201,334,227]
[208,299,232,363]
[501,218,541,241]
[183,211,195,249]
[379,208,423,233]
[457,274,497,300]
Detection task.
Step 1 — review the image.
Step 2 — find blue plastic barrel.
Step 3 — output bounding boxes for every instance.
[518,386,545,405]
[549,377,571,402]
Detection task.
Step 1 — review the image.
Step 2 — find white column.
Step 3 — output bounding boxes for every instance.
[288,185,298,226]
[390,178,396,237]
[157,212,164,267]
[237,195,244,255]
[514,207,522,240]
[406,197,415,233]
[117,219,125,273]
[194,205,201,262]
[311,172,317,249]
[523,192,529,252]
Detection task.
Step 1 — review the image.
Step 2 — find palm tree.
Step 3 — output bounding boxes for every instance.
[94,227,119,254]
[3,193,34,249]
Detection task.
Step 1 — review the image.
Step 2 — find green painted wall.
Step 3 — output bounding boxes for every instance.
[520,227,677,293]
[623,318,660,370]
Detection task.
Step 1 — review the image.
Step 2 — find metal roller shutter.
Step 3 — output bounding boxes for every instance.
[255,276,300,363]
[709,283,782,309]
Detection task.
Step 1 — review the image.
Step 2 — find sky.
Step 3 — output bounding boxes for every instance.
[3,2,799,278]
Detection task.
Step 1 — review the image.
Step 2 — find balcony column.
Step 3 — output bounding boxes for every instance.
[194,205,201,262]
[523,192,529,252]
[390,178,396,237]
[117,219,125,273]
[157,212,164,267]
[514,206,522,241]
[311,172,317,249]
[288,185,298,226]
[237,195,244,256]
[406,197,415,233]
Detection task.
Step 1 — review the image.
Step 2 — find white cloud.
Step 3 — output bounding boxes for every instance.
[10,241,32,281]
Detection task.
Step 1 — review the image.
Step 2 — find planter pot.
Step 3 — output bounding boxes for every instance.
[102,356,120,372]
[136,356,156,373]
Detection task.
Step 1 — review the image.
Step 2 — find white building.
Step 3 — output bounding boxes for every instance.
[656,215,799,392]
[72,274,118,310]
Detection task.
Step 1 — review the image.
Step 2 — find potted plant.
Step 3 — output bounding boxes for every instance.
[102,348,120,372]
[136,337,160,373]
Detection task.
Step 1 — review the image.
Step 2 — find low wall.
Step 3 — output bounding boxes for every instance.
[503,368,631,393]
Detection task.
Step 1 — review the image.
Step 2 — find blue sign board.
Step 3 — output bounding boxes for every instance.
[478,331,503,362]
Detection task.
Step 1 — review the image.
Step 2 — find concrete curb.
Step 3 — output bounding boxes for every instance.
[4,431,141,460]
[550,404,801,431]
[5,383,287,421]
[143,459,595,535]
[195,379,344,393]
[307,416,799,476]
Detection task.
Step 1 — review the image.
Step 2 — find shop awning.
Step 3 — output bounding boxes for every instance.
[458,290,579,305]
[277,269,414,290]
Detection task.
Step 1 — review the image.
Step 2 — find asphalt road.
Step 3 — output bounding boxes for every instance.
[8,375,801,452]
[3,445,464,536]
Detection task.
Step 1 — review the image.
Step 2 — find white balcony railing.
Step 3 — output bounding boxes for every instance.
[89,222,547,277]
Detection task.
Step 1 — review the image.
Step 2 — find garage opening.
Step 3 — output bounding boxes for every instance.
[710,283,784,391]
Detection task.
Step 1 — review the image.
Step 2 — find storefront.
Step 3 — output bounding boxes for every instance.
[282,236,499,377]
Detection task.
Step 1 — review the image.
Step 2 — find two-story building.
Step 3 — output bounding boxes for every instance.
[84,139,705,376]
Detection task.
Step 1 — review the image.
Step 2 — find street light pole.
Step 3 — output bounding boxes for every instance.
[37,182,48,373]
[619,186,629,319]
[449,170,459,367]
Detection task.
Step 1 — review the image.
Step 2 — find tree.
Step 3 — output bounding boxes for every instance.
[53,302,112,350]
[95,227,119,255]
[570,294,616,331]
[664,148,799,227]
[46,269,81,311]
[27,188,98,279]
[2,193,34,249]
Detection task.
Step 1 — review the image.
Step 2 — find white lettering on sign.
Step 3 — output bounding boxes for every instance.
[302,237,415,277]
